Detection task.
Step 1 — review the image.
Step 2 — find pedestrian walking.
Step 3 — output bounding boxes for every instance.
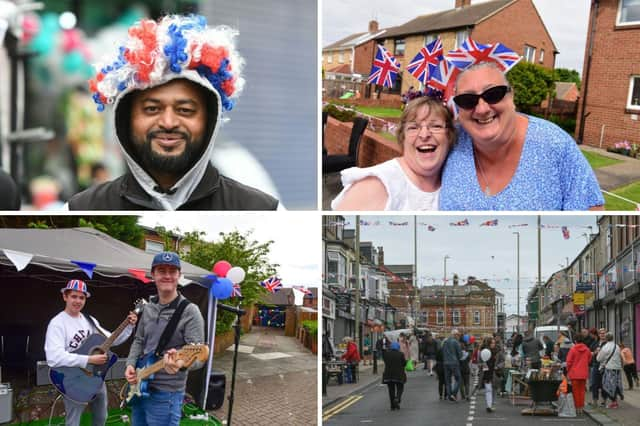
[423,333,438,375]
[566,334,592,415]
[382,342,407,410]
[341,337,361,384]
[620,343,639,390]
[597,332,623,409]
[589,328,607,407]
[442,329,463,402]
[480,337,497,412]
[409,333,420,366]
[435,339,446,400]
[399,333,411,362]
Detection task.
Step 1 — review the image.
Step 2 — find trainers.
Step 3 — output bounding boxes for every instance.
[448,395,457,402]
[607,401,619,409]
[486,407,495,413]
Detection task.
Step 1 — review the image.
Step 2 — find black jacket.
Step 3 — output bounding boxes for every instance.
[68,164,278,210]
[382,350,407,384]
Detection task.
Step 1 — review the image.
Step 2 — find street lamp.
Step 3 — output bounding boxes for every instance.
[443,255,451,330]
[513,232,520,332]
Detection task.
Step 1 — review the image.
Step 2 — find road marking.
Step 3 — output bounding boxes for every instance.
[467,417,474,421]
[323,395,364,421]
[470,410,475,415]
[360,420,373,423]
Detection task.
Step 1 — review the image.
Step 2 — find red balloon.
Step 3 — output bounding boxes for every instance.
[212,260,232,277]
[469,335,476,344]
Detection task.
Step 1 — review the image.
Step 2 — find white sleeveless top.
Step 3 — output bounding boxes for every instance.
[330,158,440,211]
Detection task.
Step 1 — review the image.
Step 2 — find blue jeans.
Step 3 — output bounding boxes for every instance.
[444,364,461,398]
[132,390,184,426]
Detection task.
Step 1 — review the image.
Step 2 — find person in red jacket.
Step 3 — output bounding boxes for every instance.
[566,334,592,414]
[342,337,361,383]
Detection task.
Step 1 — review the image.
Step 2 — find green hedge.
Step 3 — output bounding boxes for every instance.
[302,320,318,338]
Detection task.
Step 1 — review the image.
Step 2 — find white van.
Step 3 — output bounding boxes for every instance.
[534,326,570,344]
[534,326,573,359]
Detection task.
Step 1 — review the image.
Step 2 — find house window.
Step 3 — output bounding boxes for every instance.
[394,39,405,56]
[453,310,460,324]
[426,33,438,44]
[618,0,640,25]
[327,251,345,285]
[437,310,444,324]
[326,54,332,64]
[627,76,640,110]
[524,45,536,63]
[145,239,164,254]
[539,49,545,63]
[456,30,469,49]
[338,52,344,63]
[474,310,481,324]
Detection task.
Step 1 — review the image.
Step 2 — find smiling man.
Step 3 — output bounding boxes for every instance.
[67,15,279,210]
[439,61,604,211]
[124,252,204,426]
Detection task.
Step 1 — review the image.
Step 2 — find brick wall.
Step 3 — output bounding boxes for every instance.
[324,116,402,167]
[354,41,376,75]
[472,0,556,69]
[576,0,640,148]
[399,31,457,94]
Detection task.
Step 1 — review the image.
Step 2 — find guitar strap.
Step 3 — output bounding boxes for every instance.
[82,312,106,337]
[153,297,191,357]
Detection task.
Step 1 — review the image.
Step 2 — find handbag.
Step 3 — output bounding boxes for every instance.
[557,392,576,417]
[405,359,415,372]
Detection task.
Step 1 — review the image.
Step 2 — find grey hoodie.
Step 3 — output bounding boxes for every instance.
[126,294,205,392]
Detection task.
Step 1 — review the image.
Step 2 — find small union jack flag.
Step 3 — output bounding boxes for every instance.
[232,283,242,298]
[427,225,436,232]
[407,38,443,85]
[293,285,312,295]
[562,226,570,240]
[450,219,469,227]
[480,219,499,227]
[368,44,400,88]
[260,275,283,293]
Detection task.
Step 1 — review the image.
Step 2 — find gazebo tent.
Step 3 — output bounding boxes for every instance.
[0,227,217,407]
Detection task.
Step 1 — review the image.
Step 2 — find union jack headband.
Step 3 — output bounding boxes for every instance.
[88,14,245,113]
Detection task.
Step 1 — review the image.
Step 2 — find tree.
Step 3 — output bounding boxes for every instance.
[15,215,143,247]
[553,68,581,90]
[506,62,554,114]
[178,229,279,334]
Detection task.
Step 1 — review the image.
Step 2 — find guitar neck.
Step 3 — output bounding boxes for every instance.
[138,359,167,381]
[99,317,131,352]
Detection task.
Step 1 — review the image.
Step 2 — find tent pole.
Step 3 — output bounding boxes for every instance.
[201,293,218,408]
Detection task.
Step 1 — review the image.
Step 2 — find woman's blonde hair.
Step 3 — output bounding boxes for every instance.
[396,97,456,151]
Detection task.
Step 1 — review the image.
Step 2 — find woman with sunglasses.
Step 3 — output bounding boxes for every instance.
[439,61,604,210]
[332,96,456,210]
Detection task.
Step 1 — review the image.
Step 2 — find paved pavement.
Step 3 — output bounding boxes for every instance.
[324,360,598,425]
[580,145,640,191]
[324,359,640,425]
[208,326,317,425]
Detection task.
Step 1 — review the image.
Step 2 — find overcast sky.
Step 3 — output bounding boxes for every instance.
[342,215,598,316]
[139,213,321,292]
[322,0,590,74]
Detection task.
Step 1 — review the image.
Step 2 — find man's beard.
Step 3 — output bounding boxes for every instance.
[134,129,202,177]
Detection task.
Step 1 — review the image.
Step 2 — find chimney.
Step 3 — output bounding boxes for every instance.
[377,246,384,265]
[368,20,379,33]
[455,0,471,8]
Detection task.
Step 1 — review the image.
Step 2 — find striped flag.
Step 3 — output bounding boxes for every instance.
[480,219,498,227]
[232,283,242,298]
[450,219,469,226]
[562,226,570,240]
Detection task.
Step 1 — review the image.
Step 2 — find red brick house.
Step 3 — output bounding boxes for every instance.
[576,0,640,148]
[374,0,557,94]
[322,20,387,77]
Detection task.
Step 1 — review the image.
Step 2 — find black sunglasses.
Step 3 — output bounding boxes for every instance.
[453,85,511,110]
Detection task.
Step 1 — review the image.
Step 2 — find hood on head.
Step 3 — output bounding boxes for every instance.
[88,14,244,209]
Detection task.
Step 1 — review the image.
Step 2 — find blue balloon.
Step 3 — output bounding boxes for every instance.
[211,277,233,300]
[463,334,470,343]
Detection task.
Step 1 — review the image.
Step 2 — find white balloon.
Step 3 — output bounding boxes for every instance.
[226,266,246,284]
[480,348,492,362]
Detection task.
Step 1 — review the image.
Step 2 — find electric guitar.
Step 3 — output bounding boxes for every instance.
[49,299,146,403]
[121,344,209,405]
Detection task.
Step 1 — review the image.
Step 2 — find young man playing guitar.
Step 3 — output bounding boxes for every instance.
[45,279,138,425]
[125,252,205,425]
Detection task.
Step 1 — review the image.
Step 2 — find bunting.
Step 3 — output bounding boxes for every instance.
[71,261,97,279]
[3,249,33,271]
